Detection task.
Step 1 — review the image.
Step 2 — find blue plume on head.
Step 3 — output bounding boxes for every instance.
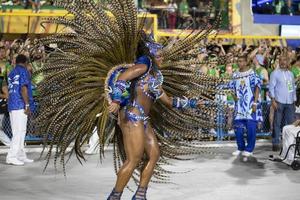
[145,31,163,56]
[149,31,155,41]
[146,42,163,57]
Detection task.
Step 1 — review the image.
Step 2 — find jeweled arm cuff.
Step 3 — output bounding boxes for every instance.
[111,80,128,103]
[114,80,127,92]
[172,97,198,109]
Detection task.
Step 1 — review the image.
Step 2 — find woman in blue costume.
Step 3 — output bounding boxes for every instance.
[107,33,203,199]
[36,1,225,200]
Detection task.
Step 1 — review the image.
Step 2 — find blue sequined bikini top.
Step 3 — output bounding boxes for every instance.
[135,56,164,100]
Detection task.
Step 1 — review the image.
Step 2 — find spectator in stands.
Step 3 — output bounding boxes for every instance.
[29,0,41,13]
[291,55,300,120]
[187,0,198,10]
[269,53,296,152]
[22,0,31,9]
[207,62,219,78]
[254,54,269,89]
[178,0,190,28]
[48,0,54,6]
[0,77,9,146]
[179,0,189,15]
[273,0,285,14]
[281,0,294,15]
[221,62,234,78]
[6,54,34,166]
[225,52,236,67]
[230,55,262,157]
[291,55,300,80]
[296,2,300,15]
[167,0,178,29]
[0,45,10,146]
[252,54,269,133]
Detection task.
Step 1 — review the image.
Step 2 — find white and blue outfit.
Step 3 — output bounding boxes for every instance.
[6,65,34,163]
[229,69,262,153]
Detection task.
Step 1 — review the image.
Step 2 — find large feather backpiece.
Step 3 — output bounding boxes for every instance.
[36,0,228,183]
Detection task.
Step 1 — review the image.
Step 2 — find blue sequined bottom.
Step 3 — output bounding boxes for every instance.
[125,101,149,128]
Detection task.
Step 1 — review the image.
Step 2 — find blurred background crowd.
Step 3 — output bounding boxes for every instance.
[0,0,300,144]
[1,37,300,141]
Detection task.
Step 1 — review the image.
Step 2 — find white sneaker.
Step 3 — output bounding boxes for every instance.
[6,158,24,166]
[242,151,253,157]
[19,158,34,163]
[0,132,11,146]
[232,150,242,156]
[0,140,10,146]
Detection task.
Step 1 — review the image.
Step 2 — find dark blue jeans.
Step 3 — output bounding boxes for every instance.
[272,102,295,145]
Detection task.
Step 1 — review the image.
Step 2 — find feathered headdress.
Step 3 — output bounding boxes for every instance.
[145,32,163,56]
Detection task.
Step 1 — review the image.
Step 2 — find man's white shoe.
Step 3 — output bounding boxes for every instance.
[0,140,10,146]
[232,150,242,156]
[242,151,253,157]
[19,158,34,163]
[6,158,24,166]
[0,132,11,146]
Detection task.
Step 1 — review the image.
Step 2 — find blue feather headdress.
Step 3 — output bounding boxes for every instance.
[145,32,163,57]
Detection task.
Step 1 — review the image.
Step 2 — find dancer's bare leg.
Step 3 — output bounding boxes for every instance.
[139,124,160,187]
[114,112,145,192]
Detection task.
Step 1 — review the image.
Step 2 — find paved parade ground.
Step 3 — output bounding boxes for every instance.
[1,142,300,200]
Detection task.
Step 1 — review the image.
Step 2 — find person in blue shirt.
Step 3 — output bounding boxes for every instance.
[269,54,296,151]
[230,55,262,158]
[6,54,34,166]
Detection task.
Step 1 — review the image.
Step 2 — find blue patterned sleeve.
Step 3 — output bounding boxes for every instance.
[135,56,151,69]
[249,73,261,89]
[19,69,30,88]
[228,80,235,90]
[228,74,236,90]
[254,73,262,89]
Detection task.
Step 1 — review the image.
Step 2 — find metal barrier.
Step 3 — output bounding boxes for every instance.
[214,100,273,140]
[2,111,40,142]
[0,100,275,143]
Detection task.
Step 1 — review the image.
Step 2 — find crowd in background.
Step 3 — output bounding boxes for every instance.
[1,0,54,12]
[252,0,300,15]
[185,40,300,138]
[2,0,300,28]
[1,0,229,29]
[190,39,300,88]
[0,39,300,165]
[0,38,45,99]
[140,0,228,29]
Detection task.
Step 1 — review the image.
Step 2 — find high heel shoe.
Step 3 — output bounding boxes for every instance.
[132,186,147,200]
[107,188,123,200]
